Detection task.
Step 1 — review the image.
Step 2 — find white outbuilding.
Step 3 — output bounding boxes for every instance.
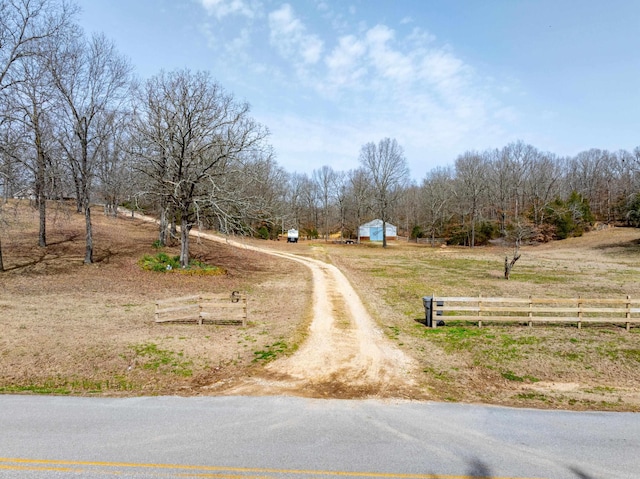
[358,219,397,242]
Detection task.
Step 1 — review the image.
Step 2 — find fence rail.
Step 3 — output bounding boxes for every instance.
[428,295,640,331]
[155,292,247,326]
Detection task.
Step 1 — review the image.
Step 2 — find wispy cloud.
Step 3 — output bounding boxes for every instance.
[196,1,513,176]
[200,0,257,19]
[268,4,324,65]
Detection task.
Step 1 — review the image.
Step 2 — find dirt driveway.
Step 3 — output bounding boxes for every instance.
[181,228,420,398]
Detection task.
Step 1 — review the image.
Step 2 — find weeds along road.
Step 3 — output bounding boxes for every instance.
[1,395,639,479]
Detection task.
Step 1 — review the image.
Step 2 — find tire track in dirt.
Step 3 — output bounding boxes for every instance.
[132,212,418,398]
[197,233,419,399]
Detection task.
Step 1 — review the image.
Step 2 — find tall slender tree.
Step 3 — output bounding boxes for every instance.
[49,32,132,264]
[359,137,410,248]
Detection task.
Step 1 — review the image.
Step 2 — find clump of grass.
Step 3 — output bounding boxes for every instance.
[138,253,226,275]
[130,343,193,377]
[139,252,181,272]
[253,341,288,363]
[502,370,540,382]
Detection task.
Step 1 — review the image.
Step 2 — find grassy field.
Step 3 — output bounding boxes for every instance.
[327,230,640,410]
[1,200,640,410]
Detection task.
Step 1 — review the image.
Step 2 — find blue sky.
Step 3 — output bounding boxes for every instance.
[78,0,640,179]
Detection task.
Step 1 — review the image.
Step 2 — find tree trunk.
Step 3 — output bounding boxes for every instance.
[158,207,168,246]
[180,216,191,268]
[38,194,46,247]
[504,246,521,280]
[35,124,47,247]
[382,218,387,248]
[84,202,93,264]
[0,235,4,271]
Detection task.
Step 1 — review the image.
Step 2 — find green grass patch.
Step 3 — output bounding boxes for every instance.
[138,253,226,275]
[253,341,288,363]
[130,343,193,377]
[622,349,640,362]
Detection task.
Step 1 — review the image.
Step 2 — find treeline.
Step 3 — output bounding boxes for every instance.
[276,141,640,248]
[1,2,639,274]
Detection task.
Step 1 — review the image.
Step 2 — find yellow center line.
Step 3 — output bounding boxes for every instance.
[0,457,543,479]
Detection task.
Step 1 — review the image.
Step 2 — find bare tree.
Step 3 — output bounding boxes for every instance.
[313,165,336,241]
[454,151,487,248]
[49,32,132,264]
[0,0,77,268]
[135,69,269,267]
[332,170,348,241]
[359,138,410,248]
[347,167,371,243]
[0,0,77,93]
[420,166,453,246]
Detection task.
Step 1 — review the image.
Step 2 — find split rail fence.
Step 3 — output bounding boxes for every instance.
[155,292,247,326]
[427,296,640,331]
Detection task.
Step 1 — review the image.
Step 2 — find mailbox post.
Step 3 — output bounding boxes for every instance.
[422,296,444,328]
[422,296,434,328]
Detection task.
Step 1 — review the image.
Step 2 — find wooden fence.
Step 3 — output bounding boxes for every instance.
[430,296,640,331]
[155,292,247,326]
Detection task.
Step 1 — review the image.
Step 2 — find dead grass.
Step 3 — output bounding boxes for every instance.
[0,200,311,396]
[2,200,640,411]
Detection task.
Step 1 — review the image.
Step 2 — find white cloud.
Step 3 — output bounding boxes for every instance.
[364,25,413,82]
[200,0,256,19]
[268,4,324,65]
[196,2,516,176]
[324,35,367,87]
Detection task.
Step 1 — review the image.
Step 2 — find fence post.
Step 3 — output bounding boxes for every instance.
[528,295,533,328]
[577,296,583,329]
[478,294,482,328]
[626,295,631,332]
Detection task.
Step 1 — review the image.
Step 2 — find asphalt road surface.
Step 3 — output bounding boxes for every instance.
[0,395,638,479]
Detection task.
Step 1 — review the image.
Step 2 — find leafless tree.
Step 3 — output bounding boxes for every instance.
[49,32,132,264]
[332,170,348,241]
[0,0,77,94]
[135,69,269,267]
[96,109,136,216]
[420,166,453,246]
[359,138,410,248]
[454,151,488,248]
[524,152,562,226]
[0,0,77,268]
[347,167,371,243]
[313,165,336,241]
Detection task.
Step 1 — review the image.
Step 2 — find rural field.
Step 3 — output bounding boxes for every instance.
[1,200,640,411]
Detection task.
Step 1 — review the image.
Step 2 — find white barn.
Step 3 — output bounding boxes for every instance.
[358,219,397,242]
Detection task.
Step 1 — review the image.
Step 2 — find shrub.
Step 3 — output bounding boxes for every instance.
[138,253,226,275]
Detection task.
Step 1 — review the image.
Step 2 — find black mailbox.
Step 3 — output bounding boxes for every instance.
[422,296,444,328]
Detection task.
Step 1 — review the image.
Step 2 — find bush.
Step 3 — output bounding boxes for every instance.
[544,192,594,240]
[138,253,226,275]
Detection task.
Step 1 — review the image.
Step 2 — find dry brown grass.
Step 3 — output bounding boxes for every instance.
[2,200,640,411]
[0,200,311,396]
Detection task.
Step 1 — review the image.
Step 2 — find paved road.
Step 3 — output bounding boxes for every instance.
[0,395,638,479]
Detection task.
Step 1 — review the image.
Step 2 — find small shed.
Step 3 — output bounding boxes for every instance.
[358,219,397,242]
